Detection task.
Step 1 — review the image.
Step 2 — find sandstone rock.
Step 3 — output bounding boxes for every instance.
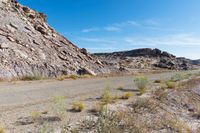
[35,25,47,35]
[78,67,96,76]
[80,48,88,55]
[0,43,9,49]
[7,36,15,42]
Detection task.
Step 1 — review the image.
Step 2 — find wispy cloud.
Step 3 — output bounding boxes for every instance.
[81,19,172,33]
[112,20,140,27]
[79,37,117,44]
[104,26,121,31]
[124,33,200,46]
[81,27,99,33]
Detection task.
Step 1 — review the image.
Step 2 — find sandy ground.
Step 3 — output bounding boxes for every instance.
[0,70,199,132]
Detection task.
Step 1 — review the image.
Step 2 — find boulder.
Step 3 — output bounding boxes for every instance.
[0,43,9,49]
[78,67,96,76]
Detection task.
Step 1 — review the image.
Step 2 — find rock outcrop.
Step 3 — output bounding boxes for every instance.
[0,0,108,79]
[93,48,194,72]
[0,0,197,79]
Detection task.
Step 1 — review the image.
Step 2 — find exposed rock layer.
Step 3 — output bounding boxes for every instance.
[0,0,108,79]
[93,48,196,72]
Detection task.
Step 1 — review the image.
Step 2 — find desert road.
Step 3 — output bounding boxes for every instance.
[0,71,196,110]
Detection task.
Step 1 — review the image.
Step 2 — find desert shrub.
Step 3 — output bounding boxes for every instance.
[21,72,42,81]
[170,73,185,82]
[160,83,168,90]
[162,116,191,133]
[170,72,193,82]
[154,79,162,83]
[79,74,91,78]
[131,98,158,113]
[31,110,40,121]
[50,96,66,118]
[68,75,78,80]
[116,86,123,90]
[101,89,116,105]
[71,101,84,112]
[166,81,176,89]
[153,88,168,102]
[80,105,145,133]
[89,102,105,115]
[134,76,148,95]
[57,75,65,81]
[120,92,132,100]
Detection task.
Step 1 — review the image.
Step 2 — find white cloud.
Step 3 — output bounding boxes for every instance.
[124,33,200,46]
[79,37,117,44]
[113,21,140,27]
[81,19,171,33]
[81,27,99,33]
[104,26,121,31]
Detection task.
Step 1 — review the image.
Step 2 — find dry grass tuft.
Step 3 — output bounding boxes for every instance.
[134,76,148,95]
[100,89,116,105]
[154,79,162,83]
[71,101,85,112]
[57,75,66,81]
[31,110,40,121]
[166,81,176,89]
[0,125,5,133]
[120,92,132,100]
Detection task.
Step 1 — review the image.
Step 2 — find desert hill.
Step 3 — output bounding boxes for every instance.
[0,0,108,79]
[0,0,198,79]
[93,48,195,73]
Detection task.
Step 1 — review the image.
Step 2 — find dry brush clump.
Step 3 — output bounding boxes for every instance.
[134,76,149,95]
[79,105,146,133]
[0,125,5,133]
[71,101,85,112]
[50,95,66,119]
[120,92,132,100]
[100,89,117,105]
[31,110,41,122]
[166,81,176,89]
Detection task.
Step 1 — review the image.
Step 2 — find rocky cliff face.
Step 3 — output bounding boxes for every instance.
[93,48,194,72]
[0,0,107,79]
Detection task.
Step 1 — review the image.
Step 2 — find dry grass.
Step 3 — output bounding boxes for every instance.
[134,76,148,95]
[50,96,66,119]
[0,126,5,133]
[31,110,40,121]
[57,75,66,81]
[154,79,162,83]
[153,88,168,102]
[20,73,42,81]
[166,81,176,89]
[176,77,200,90]
[67,75,78,80]
[120,92,132,100]
[71,101,85,112]
[195,103,200,118]
[100,89,116,105]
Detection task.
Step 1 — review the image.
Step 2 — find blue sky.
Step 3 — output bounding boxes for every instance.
[18,0,200,59]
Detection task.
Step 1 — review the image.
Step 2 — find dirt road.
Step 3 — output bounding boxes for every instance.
[0,72,178,110]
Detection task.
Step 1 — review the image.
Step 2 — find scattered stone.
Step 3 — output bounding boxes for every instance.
[78,67,96,76]
[0,43,9,49]
[7,36,15,42]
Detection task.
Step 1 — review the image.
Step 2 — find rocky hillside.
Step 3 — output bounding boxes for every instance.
[192,59,200,65]
[93,48,194,72]
[0,0,108,79]
[0,0,197,79]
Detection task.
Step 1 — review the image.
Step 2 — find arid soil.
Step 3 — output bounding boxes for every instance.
[0,70,200,132]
